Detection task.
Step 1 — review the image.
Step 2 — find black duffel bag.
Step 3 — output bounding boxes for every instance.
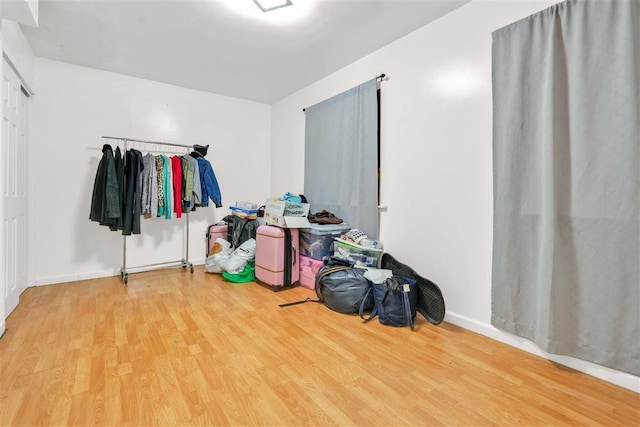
[315,260,374,314]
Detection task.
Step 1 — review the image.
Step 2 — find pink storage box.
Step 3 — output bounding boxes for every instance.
[299,255,324,290]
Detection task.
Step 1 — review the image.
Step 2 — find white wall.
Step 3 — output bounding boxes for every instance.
[30,58,271,285]
[271,1,639,392]
[0,0,38,28]
[1,19,35,92]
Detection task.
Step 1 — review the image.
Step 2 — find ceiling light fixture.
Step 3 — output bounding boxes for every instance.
[253,0,293,13]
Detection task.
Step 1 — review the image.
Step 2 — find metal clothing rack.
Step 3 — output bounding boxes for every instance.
[102,136,195,284]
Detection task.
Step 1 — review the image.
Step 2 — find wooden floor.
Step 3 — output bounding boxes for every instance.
[0,268,638,426]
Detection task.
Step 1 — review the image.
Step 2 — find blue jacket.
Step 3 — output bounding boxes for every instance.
[196,156,222,208]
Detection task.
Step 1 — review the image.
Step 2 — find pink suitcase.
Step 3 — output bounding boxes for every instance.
[206,223,228,256]
[255,225,300,290]
[299,255,324,290]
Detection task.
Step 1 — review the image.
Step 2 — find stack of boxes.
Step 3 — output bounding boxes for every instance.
[298,223,350,289]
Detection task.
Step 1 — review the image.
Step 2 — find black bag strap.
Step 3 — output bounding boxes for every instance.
[234,217,247,248]
[359,287,377,321]
[279,297,321,308]
[388,277,418,328]
[402,287,415,330]
[283,228,292,286]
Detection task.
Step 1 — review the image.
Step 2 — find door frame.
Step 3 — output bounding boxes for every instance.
[0,46,34,337]
[1,36,4,337]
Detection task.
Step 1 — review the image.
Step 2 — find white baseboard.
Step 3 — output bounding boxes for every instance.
[0,320,5,339]
[77,269,122,281]
[444,311,640,393]
[35,259,206,287]
[35,273,84,286]
[35,269,118,286]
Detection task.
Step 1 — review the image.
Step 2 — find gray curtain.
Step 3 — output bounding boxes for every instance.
[492,0,639,375]
[304,79,379,239]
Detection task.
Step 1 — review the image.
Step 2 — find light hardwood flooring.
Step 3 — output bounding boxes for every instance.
[0,268,638,426]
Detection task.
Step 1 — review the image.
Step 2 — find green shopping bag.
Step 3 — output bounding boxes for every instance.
[222,261,255,283]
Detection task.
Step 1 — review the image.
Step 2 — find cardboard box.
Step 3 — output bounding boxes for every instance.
[264,199,311,228]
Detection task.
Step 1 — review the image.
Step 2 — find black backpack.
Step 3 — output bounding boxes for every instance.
[224,215,259,249]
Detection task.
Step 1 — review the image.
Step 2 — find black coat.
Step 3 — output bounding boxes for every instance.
[122,149,143,235]
[110,146,125,231]
[89,144,121,227]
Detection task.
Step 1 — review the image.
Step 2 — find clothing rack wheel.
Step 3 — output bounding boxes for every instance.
[181,260,195,274]
[120,269,129,284]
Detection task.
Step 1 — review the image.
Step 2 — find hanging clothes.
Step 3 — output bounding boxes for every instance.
[122,149,143,235]
[181,156,194,213]
[197,156,222,208]
[161,154,173,219]
[185,154,202,207]
[156,155,165,217]
[171,155,183,218]
[89,144,121,228]
[90,140,220,238]
[142,153,158,219]
[190,151,222,208]
[113,146,125,231]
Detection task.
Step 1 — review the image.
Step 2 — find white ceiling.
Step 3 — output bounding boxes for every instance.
[22,0,469,104]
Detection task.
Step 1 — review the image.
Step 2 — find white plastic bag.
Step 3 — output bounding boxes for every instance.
[204,238,232,273]
[364,268,393,284]
[224,238,256,274]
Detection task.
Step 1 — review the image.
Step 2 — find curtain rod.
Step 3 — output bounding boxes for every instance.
[101,136,193,149]
[302,73,386,112]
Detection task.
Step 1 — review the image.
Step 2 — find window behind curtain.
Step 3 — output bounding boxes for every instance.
[304,79,379,239]
[491,0,639,375]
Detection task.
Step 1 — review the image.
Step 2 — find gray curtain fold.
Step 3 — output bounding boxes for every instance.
[492,0,639,375]
[304,79,379,239]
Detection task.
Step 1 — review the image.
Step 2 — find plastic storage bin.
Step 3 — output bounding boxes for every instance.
[300,223,351,260]
[230,201,258,218]
[334,238,383,267]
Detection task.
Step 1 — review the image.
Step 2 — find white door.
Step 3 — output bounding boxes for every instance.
[3,58,28,317]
